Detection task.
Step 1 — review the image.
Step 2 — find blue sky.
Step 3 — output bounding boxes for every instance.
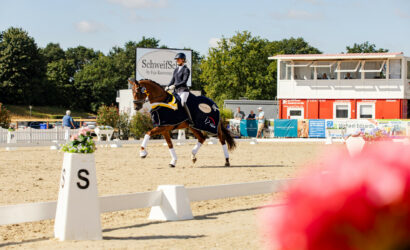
[1,0,409,56]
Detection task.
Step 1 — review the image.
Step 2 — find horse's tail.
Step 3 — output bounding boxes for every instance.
[220,122,236,151]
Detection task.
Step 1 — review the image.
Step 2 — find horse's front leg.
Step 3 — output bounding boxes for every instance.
[140,127,164,158]
[163,132,177,168]
[189,127,206,164]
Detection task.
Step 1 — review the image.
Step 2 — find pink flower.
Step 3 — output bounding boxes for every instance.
[260,142,410,250]
[70,134,78,141]
[79,127,90,136]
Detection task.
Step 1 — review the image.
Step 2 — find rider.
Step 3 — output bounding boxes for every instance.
[165,53,193,124]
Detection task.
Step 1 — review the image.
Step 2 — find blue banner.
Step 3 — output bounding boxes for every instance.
[274,119,298,138]
[240,120,258,137]
[309,119,326,138]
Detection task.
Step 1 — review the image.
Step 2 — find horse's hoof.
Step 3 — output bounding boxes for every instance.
[169,164,175,168]
[225,159,230,167]
[191,154,197,164]
[140,150,148,158]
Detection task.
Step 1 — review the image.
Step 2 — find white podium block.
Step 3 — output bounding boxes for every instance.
[54,153,102,241]
[149,185,193,221]
[207,138,217,145]
[250,138,258,145]
[346,136,366,157]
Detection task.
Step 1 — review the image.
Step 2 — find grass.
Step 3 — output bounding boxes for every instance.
[4,105,95,119]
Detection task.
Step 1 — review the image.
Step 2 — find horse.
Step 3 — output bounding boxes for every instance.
[128,78,236,168]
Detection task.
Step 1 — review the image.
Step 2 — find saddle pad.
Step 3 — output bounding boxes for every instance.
[187,95,220,135]
[150,100,187,127]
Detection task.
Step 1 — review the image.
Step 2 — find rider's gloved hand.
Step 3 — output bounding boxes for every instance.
[165,85,175,92]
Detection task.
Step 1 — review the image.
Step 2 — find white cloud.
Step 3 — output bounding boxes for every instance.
[209,38,221,48]
[75,21,106,33]
[107,0,167,9]
[270,9,324,21]
[396,9,410,19]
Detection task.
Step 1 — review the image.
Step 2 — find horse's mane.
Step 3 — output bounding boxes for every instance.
[140,79,165,90]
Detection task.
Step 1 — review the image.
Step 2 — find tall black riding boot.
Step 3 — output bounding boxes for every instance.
[184,105,194,125]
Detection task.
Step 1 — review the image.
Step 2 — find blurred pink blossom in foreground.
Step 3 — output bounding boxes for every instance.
[261,143,410,250]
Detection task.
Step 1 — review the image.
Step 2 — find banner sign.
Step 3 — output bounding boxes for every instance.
[136,48,192,86]
[240,120,258,137]
[274,119,298,138]
[309,119,326,138]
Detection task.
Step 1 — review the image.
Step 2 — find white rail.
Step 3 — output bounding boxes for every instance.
[0,179,291,226]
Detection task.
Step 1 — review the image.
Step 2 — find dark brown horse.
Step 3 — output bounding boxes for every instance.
[128,78,236,168]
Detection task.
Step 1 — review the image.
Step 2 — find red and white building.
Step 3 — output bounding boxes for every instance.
[270,53,410,119]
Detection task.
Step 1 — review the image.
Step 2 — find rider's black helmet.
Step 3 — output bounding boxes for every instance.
[174,53,186,60]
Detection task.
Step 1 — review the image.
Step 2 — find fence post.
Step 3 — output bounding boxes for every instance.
[148,185,193,221]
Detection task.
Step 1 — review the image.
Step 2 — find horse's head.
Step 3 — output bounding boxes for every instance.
[128,78,147,111]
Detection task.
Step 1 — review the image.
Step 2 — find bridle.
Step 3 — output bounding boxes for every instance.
[132,81,147,106]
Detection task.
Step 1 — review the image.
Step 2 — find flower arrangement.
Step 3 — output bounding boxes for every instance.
[61,128,96,154]
[353,128,390,142]
[261,143,410,250]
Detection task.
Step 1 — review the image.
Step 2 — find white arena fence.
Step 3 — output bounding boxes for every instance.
[0,179,290,226]
[0,128,79,144]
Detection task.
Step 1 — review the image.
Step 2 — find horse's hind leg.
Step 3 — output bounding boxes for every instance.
[189,128,206,164]
[218,126,230,167]
[163,132,177,168]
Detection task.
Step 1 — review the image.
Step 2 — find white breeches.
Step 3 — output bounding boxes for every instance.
[179,92,189,107]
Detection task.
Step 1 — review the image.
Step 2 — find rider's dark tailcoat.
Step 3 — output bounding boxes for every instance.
[168,65,190,93]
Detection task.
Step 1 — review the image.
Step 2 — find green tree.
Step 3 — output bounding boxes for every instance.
[200,33,321,106]
[74,55,124,111]
[66,45,101,71]
[0,104,11,128]
[0,27,46,105]
[46,59,76,107]
[346,41,389,53]
[40,42,65,64]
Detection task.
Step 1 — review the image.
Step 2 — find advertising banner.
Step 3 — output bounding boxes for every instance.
[309,119,326,138]
[298,120,309,138]
[274,119,298,138]
[136,48,192,86]
[240,120,258,137]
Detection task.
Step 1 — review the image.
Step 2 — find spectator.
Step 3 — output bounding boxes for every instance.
[344,72,352,79]
[233,107,245,120]
[256,107,265,138]
[247,110,256,120]
[62,110,75,129]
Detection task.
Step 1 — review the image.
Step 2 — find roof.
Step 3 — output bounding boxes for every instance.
[269,52,404,60]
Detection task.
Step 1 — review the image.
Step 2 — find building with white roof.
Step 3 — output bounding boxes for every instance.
[270,52,410,119]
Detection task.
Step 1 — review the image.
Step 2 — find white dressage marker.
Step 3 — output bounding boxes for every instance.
[345,136,366,157]
[54,153,102,241]
[149,185,193,221]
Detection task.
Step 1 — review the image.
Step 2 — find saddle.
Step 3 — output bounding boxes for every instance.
[150,92,220,135]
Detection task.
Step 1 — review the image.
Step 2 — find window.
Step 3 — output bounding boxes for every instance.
[361,60,386,79]
[293,61,314,80]
[289,110,302,116]
[336,105,349,118]
[280,61,292,80]
[358,103,375,119]
[389,59,402,79]
[311,61,337,80]
[336,61,361,79]
[407,61,410,80]
[287,108,304,119]
[333,103,350,119]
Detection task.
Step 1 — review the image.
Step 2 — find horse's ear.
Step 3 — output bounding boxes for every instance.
[128,77,137,86]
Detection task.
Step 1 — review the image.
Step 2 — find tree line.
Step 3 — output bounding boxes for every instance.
[0,27,389,111]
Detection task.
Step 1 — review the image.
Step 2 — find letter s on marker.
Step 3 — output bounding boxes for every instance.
[77,169,90,189]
